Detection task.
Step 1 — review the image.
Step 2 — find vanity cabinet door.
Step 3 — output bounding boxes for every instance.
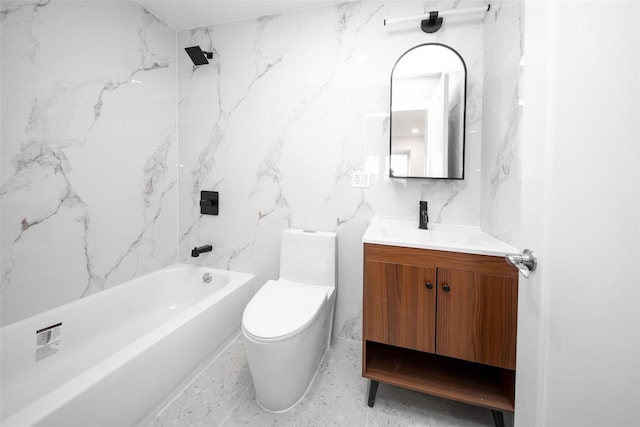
[436,269,518,370]
[364,260,437,353]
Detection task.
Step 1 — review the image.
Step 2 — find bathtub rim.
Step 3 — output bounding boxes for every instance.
[0,263,246,333]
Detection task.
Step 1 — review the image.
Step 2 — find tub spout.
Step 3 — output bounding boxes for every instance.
[191,245,212,257]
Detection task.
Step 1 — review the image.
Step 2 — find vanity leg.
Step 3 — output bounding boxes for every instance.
[367,380,379,407]
[491,410,505,427]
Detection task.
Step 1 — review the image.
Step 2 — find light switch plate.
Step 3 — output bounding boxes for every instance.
[352,170,370,188]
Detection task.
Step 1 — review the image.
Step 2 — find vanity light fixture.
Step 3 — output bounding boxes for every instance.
[384,4,491,34]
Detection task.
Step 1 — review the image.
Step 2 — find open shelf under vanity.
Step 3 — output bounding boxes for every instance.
[363,341,515,412]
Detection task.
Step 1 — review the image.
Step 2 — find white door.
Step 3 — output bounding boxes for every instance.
[515,2,640,426]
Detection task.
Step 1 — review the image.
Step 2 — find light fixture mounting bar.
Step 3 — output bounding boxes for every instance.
[384,5,490,26]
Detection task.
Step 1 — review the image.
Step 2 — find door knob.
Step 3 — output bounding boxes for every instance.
[442,283,451,292]
[425,281,433,289]
[505,249,537,278]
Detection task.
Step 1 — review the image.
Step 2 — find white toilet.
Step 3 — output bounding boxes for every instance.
[242,229,337,412]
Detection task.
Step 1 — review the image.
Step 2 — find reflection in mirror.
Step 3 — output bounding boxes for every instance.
[390,43,466,179]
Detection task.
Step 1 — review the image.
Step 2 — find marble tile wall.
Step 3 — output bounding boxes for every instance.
[480,0,524,247]
[1,0,523,336]
[177,1,488,340]
[0,0,177,325]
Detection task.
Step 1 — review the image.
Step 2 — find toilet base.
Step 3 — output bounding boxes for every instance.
[254,346,329,413]
[243,293,334,412]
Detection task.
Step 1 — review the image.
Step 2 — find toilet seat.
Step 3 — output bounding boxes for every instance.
[242,280,330,343]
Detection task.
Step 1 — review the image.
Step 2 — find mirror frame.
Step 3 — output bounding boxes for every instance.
[389,42,467,180]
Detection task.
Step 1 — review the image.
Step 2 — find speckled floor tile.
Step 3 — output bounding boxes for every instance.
[220,337,368,427]
[297,337,368,426]
[366,382,494,427]
[149,335,506,427]
[149,338,252,426]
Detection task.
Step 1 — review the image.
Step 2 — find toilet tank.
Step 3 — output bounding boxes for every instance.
[279,229,336,287]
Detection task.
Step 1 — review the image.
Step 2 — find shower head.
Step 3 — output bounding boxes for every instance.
[184,46,213,66]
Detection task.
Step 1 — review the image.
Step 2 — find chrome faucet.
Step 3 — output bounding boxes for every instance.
[191,244,212,257]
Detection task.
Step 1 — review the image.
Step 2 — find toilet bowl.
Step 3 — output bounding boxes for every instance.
[241,229,337,412]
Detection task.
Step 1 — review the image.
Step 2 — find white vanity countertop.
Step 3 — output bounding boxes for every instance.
[362,216,519,257]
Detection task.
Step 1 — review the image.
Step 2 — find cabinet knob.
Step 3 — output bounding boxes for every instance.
[425,281,433,289]
[442,283,451,292]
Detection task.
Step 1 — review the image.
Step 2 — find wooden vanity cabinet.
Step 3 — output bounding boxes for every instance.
[362,243,518,414]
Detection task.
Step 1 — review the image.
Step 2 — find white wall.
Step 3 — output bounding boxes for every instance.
[391,135,426,176]
[0,0,177,325]
[176,1,488,339]
[534,2,640,425]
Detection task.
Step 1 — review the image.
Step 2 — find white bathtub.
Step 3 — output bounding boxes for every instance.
[0,263,256,427]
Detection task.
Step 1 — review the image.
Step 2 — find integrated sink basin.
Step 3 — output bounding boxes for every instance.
[362,217,518,257]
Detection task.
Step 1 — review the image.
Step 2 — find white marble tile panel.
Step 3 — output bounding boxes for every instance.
[177,1,488,340]
[1,0,511,332]
[480,0,524,247]
[1,0,177,325]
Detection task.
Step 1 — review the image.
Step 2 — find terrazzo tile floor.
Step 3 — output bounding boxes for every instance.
[149,336,499,427]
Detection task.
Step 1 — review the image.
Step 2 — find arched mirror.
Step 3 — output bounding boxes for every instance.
[390,43,466,179]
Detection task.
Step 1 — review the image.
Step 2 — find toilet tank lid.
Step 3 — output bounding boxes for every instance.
[242,280,330,341]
